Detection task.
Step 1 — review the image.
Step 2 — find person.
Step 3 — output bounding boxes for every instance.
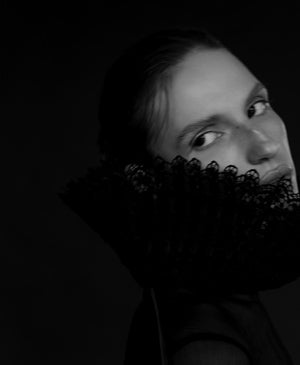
[58,28,300,364]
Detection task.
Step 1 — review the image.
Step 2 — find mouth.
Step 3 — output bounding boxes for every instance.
[260,164,293,185]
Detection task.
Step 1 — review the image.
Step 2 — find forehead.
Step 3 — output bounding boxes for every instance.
[168,49,258,122]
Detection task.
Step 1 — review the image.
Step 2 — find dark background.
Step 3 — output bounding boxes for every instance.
[1,2,300,364]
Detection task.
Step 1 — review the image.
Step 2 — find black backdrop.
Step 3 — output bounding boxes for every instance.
[1,2,300,364]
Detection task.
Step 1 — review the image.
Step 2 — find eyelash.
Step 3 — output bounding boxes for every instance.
[191,97,272,150]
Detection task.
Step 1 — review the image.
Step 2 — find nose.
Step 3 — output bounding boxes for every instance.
[246,129,281,165]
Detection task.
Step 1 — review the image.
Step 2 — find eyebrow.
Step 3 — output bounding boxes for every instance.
[176,81,268,148]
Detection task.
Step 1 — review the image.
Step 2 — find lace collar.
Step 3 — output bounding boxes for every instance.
[58,155,300,295]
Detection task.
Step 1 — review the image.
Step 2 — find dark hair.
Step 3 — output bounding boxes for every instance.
[97,27,225,169]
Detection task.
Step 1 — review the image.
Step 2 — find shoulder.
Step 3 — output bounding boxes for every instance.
[172,340,251,365]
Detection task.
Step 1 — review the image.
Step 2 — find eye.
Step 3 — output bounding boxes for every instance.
[247,99,271,118]
[191,131,223,149]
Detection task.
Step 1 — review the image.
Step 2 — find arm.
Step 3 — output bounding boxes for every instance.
[172,340,251,365]
[217,293,294,365]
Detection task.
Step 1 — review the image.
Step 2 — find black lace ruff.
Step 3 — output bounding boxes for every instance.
[58,155,300,296]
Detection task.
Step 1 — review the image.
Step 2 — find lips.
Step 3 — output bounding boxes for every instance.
[260,164,293,185]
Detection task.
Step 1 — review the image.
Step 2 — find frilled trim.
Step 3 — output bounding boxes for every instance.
[58,155,300,295]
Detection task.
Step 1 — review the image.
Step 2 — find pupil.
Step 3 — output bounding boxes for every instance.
[248,106,255,118]
[194,135,205,147]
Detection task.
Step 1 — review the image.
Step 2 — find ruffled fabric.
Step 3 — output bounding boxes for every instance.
[58,155,300,296]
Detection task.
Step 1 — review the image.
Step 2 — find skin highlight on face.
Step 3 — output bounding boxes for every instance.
[149,48,298,193]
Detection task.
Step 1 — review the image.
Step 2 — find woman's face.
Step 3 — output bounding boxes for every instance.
[149,48,298,193]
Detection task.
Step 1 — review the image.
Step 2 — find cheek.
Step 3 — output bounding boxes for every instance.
[149,130,180,162]
[189,144,244,170]
[265,111,287,141]
[277,117,295,158]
